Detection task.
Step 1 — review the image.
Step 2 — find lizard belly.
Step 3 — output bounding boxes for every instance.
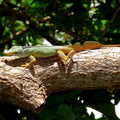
[32,48,56,57]
[25,46,73,58]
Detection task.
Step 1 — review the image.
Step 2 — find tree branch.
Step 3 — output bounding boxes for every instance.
[0,47,120,112]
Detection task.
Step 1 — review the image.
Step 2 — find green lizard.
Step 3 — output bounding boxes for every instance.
[5,41,120,68]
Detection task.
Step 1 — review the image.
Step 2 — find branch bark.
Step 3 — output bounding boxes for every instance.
[0,47,120,112]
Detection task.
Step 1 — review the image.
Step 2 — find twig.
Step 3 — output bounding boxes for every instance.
[3,27,29,46]
[52,0,58,14]
[101,5,120,38]
[61,28,86,43]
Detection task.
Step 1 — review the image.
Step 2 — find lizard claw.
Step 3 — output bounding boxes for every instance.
[74,53,79,56]
[65,58,72,64]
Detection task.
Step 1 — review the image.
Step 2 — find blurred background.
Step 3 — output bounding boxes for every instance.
[0,0,120,120]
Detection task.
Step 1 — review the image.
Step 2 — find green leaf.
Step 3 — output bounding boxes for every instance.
[91,103,119,120]
[21,0,34,6]
[39,110,59,120]
[65,3,73,8]
[111,0,117,9]
[0,115,6,120]
[31,1,48,8]
[56,104,75,120]
[47,90,82,106]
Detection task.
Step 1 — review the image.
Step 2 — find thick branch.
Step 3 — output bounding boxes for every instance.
[0,47,120,112]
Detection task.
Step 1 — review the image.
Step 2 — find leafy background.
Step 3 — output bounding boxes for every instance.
[0,0,120,120]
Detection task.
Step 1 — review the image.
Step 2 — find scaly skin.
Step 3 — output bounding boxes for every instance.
[5,41,120,68]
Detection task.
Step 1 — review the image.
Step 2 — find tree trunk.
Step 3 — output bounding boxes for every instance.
[0,47,120,112]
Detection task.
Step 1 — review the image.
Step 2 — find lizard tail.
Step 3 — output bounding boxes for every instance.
[82,41,102,49]
[102,44,120,47]
[72,41,102,51]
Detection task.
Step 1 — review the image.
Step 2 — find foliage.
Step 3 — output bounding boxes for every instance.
[0,90,120,120]
[0,0,120,51]
[0,0,120,120]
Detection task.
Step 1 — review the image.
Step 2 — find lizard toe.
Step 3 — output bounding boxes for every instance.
[21,63,30,68]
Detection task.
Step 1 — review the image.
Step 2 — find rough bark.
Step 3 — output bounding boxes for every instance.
[0,47,120,112]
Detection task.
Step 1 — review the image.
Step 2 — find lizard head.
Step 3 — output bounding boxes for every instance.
[5,46,24,57]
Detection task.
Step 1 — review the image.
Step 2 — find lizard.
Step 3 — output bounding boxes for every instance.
[5,41,120,68]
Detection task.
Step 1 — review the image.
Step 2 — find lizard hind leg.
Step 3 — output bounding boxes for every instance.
[57,50,75,64]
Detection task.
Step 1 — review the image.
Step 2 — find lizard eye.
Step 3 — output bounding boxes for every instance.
[14,51,18,54]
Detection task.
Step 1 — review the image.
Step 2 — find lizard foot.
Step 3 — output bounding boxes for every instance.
[75,53,79,56]
[65,58,73,64]
[21,63,31,69]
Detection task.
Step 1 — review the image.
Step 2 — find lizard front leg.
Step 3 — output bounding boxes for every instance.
[21,55,36,68]
[57,50,75,64]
